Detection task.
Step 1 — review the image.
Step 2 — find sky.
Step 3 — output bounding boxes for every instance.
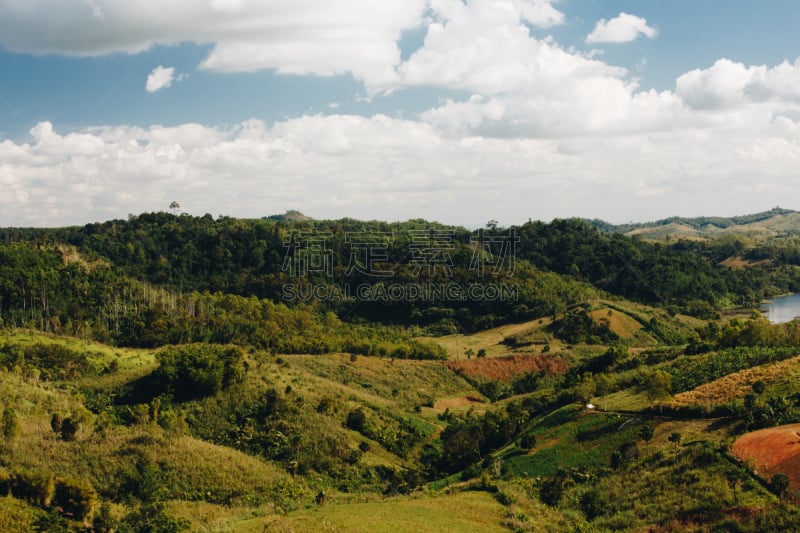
[2,0,800,227]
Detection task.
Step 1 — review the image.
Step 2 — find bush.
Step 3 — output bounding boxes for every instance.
[1,406,21,441]
[153,344,245,401]
[0,468,9,495]
[345,409,367,433]
[59,417,80,441]
[9,468,55,507]
[520,433,537,450]
[53,476,98,520]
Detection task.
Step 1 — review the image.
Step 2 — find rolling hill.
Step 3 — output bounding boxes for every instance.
[589,207,800,240]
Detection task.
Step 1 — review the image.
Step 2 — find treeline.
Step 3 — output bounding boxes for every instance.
[0,243,445,358]
[3,212,800,329]
[516,219,799,311]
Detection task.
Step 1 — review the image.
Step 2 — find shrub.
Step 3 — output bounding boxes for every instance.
[345,408,367,433]
[53,476,98,521]
[153,344,245,401]
[59,417,80,441]
[520,433,537,450]
[1,406,21,441]
[9,468,55,507]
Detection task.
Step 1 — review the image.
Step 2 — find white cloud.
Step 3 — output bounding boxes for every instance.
[0,0,428,88]
[0,0,566,90]
[395,0,603,95]
[676,58,800,110]
[391,1,678,138]
[4,1,800,227]
[4,108,800,227]
[146,65,177,93]
[586,12,657,44]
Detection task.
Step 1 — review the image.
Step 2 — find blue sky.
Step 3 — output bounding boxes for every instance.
[1,0,800,226]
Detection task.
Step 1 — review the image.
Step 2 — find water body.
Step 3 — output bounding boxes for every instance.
[761,293,800,324]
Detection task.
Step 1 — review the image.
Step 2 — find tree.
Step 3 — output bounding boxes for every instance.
[668,432,682,457]
[50,413,63,436]
[154,344,244,401]
[520,432,537,450]
[1,406,21,441]
[92,502,119,533]
[346,408,367,433]
[169,201,181,215]
[645,370,672,406]
[639,423,654,443]
[60,417,79,441]
[574,375,596,404]
[771,472,790,508]
[727,472,742,505]
[752,380,767,395]
[611,442,640,469]
[53,476,98,521]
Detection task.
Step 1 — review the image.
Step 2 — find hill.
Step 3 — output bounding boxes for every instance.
[589,207,800,240]
[2,211,800,530]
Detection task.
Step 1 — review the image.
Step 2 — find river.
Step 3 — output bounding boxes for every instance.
[761,293,800,324]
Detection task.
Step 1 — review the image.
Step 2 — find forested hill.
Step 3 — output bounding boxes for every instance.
[588,207,800,240]
[1,212,799,344]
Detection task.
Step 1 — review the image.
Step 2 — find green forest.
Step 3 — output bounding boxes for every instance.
[2,211,800,531]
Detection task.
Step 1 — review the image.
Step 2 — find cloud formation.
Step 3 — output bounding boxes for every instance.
[3,103,800,227]
[0,0,428,88]
[586,12,657,44]
[2,1,800,227]
[146,65,177,93]
[677,58,800,109]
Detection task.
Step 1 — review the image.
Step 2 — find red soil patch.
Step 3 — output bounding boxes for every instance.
[731,424,800,493]
[447,354,569,382]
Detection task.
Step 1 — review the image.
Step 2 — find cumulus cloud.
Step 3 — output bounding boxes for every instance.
[0,0,567,90]
[4,1,800,227]
[390,1,680,138]
[0,0,428,88]
[396,0,605,95]
[586,12,657,44]
[146,65,177,93]
[676,58,800,109]
[3,109,800,227]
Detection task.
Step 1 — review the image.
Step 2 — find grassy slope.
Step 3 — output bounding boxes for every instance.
[423,299,694,363]
[235,491,510,533]
[3,321,800,531]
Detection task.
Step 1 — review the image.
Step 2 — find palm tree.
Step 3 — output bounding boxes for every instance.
[169,201,181,215]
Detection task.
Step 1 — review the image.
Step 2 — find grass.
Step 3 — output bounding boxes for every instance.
[502,410,645,477]
[164,501,275,533]
[672,354,800,408]
[0,495,46,531]
[419,318,562,360]
[590,307,645,340]
[2,325,799,531]
[286,353,476,411]
[234,490,510,533]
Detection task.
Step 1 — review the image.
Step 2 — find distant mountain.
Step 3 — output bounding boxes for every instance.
[264,210,313,222]
[588,207,800,240]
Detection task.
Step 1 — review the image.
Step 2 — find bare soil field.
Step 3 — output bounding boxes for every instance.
[731,424,800,494]
[447,354,569,382]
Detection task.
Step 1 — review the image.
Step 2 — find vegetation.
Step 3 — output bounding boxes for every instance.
[1,209,800,530]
